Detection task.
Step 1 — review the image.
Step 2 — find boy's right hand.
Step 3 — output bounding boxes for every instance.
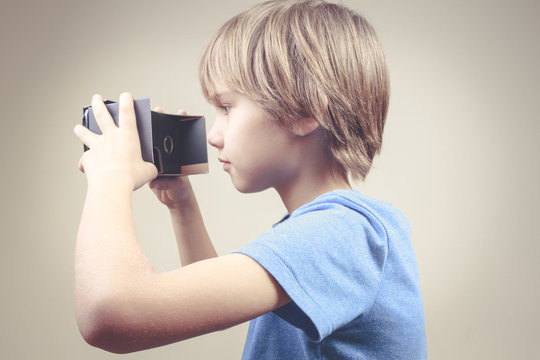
[149,107,194,210]
[150,176,193,210]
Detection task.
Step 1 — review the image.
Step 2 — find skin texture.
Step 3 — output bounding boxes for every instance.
[207,87,303,194]
[74,91,349,353]
[207,84,350,211]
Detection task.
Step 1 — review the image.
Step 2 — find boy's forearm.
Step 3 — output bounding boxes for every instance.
[168,193,217,265]
[75,177,154,330]
[75,177,153,280]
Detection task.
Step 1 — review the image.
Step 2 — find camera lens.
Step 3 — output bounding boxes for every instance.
[164,135,174,154]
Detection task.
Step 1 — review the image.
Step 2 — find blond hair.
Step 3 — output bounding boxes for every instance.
[199,0,389,181]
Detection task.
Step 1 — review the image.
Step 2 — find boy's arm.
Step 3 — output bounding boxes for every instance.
[149,107,216,265]
[74,93,290,354]
[76,178,288,353]
[150,176,218,265]
[76,180,289,353]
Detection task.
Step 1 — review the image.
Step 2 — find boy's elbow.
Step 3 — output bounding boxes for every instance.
[76,291,139,354]
[79,321,128,354]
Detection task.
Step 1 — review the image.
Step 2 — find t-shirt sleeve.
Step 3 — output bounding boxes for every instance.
[233,202,389,342]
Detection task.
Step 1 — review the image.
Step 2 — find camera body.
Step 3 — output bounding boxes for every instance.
[82,97,208,176]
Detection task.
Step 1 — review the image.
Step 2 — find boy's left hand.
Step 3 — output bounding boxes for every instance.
[74,93,158,190]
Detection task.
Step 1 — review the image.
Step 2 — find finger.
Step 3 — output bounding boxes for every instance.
[153,107,164,113]
[74,124,99,148]
[77,151,88,173]
[149,177,175,190]
[145,162,159,180]
[91,94,116,134]
[149,177,168,189]
[177,109,187,116]
[118,92,136,131]
[133,162,159,190]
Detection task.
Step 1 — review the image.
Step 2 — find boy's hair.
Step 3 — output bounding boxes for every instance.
[199,0,389,181]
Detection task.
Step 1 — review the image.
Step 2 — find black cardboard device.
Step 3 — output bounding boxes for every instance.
[82,97,208,176]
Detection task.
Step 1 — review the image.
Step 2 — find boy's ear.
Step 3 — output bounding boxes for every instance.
[293,117,320,137]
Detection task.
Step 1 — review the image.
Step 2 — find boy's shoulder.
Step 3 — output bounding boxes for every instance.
[236,188,425,357]
[285,189,410,239]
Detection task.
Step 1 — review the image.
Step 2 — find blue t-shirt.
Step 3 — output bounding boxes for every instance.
[234,190,426,359]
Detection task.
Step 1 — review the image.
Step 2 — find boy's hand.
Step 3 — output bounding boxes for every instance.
[74,93,158,190]
[149,108,194,209]
[150,176,193,209]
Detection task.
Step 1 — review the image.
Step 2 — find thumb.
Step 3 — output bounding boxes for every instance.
[134,162,159,190]
[144,162,159,180]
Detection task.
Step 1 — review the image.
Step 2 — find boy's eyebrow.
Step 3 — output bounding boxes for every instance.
[211,90,239,103]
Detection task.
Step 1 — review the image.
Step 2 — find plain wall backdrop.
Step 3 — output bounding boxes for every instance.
[1,0,538,359]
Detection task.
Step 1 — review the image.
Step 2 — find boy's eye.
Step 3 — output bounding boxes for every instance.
[221,106,231,115]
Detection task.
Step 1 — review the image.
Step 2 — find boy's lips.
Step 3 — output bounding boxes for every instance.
[218,157,231,171]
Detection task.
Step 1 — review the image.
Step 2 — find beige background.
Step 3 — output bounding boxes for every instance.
[1,0,538,359]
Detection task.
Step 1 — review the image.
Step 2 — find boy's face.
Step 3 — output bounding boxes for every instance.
[207,84,301,193]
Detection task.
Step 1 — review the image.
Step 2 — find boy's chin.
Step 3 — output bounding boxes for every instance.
[230,177,270,194]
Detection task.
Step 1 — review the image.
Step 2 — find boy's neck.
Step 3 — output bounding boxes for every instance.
[275,169,351,214]
[272,127,351,214]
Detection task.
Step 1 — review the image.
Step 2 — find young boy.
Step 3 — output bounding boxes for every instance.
[74,0,426,359]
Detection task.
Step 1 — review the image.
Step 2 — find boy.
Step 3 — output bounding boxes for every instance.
[74,0,427,359]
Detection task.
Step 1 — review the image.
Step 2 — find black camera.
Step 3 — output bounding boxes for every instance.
[82,97,208,176]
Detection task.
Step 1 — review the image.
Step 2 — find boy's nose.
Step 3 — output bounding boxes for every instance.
[207,121,223,149]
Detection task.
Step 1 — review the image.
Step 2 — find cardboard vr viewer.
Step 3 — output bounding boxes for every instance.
[82,97,208,176]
